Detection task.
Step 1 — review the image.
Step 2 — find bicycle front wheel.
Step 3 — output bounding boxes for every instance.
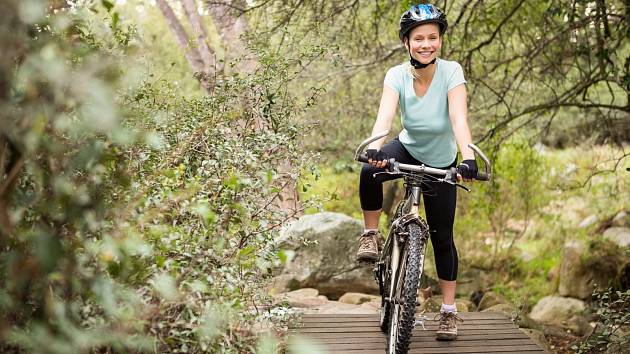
[390,222,427,354]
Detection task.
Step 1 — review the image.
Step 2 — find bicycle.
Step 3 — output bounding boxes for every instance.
[354,130,492,354]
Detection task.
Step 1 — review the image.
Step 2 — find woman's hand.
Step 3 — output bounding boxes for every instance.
[367,149,389,169]
[457,159,478,181]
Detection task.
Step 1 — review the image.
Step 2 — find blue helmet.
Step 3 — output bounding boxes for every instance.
[399,3,448,40]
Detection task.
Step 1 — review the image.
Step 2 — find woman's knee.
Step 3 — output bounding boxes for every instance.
[360,163,381,182]
[430,229,454,251]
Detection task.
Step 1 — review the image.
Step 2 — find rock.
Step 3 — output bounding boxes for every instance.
[456,268,492,299]
[520,328,552,353]
[477,291,507,311]
[273,288,328,308]
[559,240,592,299]
[286,288,319,298]
[418,297,441,313]
[338,292,380,305]
[563,315,594,336]
[456,299,473,313]
[417,296,470,313]
[482,303,516,318]
[558,241,622,299]
[547,265,559,282]
[470,290,484,307]
[612,210,629,227]
[529,296,586,329]
[300,300,378,315]
[579,214,598,228]
[517,314,543,331]
[359,300,381,311]
[274,212,379,298]
[603,227,630,247]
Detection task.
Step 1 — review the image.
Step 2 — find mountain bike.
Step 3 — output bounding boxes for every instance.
[354,131,492,354]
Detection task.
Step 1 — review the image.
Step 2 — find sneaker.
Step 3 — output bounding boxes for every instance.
[435,312,463,340]
[356,230,380,262]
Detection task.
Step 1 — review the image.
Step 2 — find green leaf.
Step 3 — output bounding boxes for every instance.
[101,0,114,12]
[111,11,119,30]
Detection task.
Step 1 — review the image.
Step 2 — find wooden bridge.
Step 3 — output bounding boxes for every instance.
[290,312,546,353]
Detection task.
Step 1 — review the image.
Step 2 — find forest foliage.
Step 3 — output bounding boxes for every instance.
[0,0,628,353]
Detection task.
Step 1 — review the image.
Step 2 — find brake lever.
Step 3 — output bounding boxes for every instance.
[372,171,398,178]
[441,178,471,192]
[455,183,471,192]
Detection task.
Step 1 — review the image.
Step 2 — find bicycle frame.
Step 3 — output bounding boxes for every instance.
[381,181,425,305]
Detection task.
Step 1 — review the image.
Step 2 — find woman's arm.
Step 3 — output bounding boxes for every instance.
[367,85,399,168]
[447,84,474,161]
[368,85,399,150]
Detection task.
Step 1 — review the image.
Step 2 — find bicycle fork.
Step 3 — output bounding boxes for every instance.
[386,186,422,305]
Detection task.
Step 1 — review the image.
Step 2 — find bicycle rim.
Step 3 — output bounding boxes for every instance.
[386,233,410,353]
[387,303,400,354]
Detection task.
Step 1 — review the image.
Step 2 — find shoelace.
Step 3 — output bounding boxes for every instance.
[434,312,464,329]
[358,235,377,251]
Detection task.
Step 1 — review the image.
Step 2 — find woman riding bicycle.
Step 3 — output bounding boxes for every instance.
[356,3,477,341]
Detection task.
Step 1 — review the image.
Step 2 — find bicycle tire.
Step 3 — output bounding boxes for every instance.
[394,222,427,353]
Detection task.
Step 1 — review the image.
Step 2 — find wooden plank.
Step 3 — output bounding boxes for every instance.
[305,338,538,350]
[321,346,544,354]
[299,312,507,321]
[295,324,518,333]
[291,332,531,344]
[295,319,514,328]
[291,328,527,338]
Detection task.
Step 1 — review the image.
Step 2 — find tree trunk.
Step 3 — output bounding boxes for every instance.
[156,0,214,93]
[180,0,221,76]
[206,0,256,72]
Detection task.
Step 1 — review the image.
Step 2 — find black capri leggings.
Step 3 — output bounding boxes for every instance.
[359,138,459,281]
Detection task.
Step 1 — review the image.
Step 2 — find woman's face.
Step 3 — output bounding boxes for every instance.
[405,23,441,65]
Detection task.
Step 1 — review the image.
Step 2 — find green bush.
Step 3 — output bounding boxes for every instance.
[1,1,322,353]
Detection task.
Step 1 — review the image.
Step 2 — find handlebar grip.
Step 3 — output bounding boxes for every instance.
[476,172,490,181]
[357,154,369,163]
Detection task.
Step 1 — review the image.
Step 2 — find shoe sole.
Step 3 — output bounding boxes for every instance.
[356,253,378,263]
[435,332,457,341]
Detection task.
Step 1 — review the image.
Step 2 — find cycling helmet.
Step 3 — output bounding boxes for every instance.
[399,3,448,40]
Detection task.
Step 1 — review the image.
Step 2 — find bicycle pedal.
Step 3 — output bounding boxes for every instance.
[414,319,427,330]
[415,315,429,330]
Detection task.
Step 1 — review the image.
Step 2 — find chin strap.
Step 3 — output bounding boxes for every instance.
[408,46,436,69]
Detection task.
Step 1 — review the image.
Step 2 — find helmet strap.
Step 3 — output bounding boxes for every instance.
[408,46,436,69]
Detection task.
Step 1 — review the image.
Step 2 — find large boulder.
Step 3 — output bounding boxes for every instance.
[477,291,507,311]
[338,292,380,305]
[273,212,378,298]
[529,296,589,335]
[272,288,328,308]
[611,210,629,227]
[559,240,625,299]
[301,300,378,315]
[520,329,552,353]
[456,267,492,299]
[603,227,630,248]
[481,303,516,318]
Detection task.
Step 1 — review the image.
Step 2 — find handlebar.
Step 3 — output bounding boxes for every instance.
[355,131,492,182]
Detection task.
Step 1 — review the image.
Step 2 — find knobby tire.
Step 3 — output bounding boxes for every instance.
[394,222,426,354]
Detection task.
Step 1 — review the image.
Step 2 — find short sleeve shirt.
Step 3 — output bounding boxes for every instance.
[384,58,466,167]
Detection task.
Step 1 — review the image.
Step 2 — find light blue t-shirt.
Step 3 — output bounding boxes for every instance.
[384,58,466,167]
